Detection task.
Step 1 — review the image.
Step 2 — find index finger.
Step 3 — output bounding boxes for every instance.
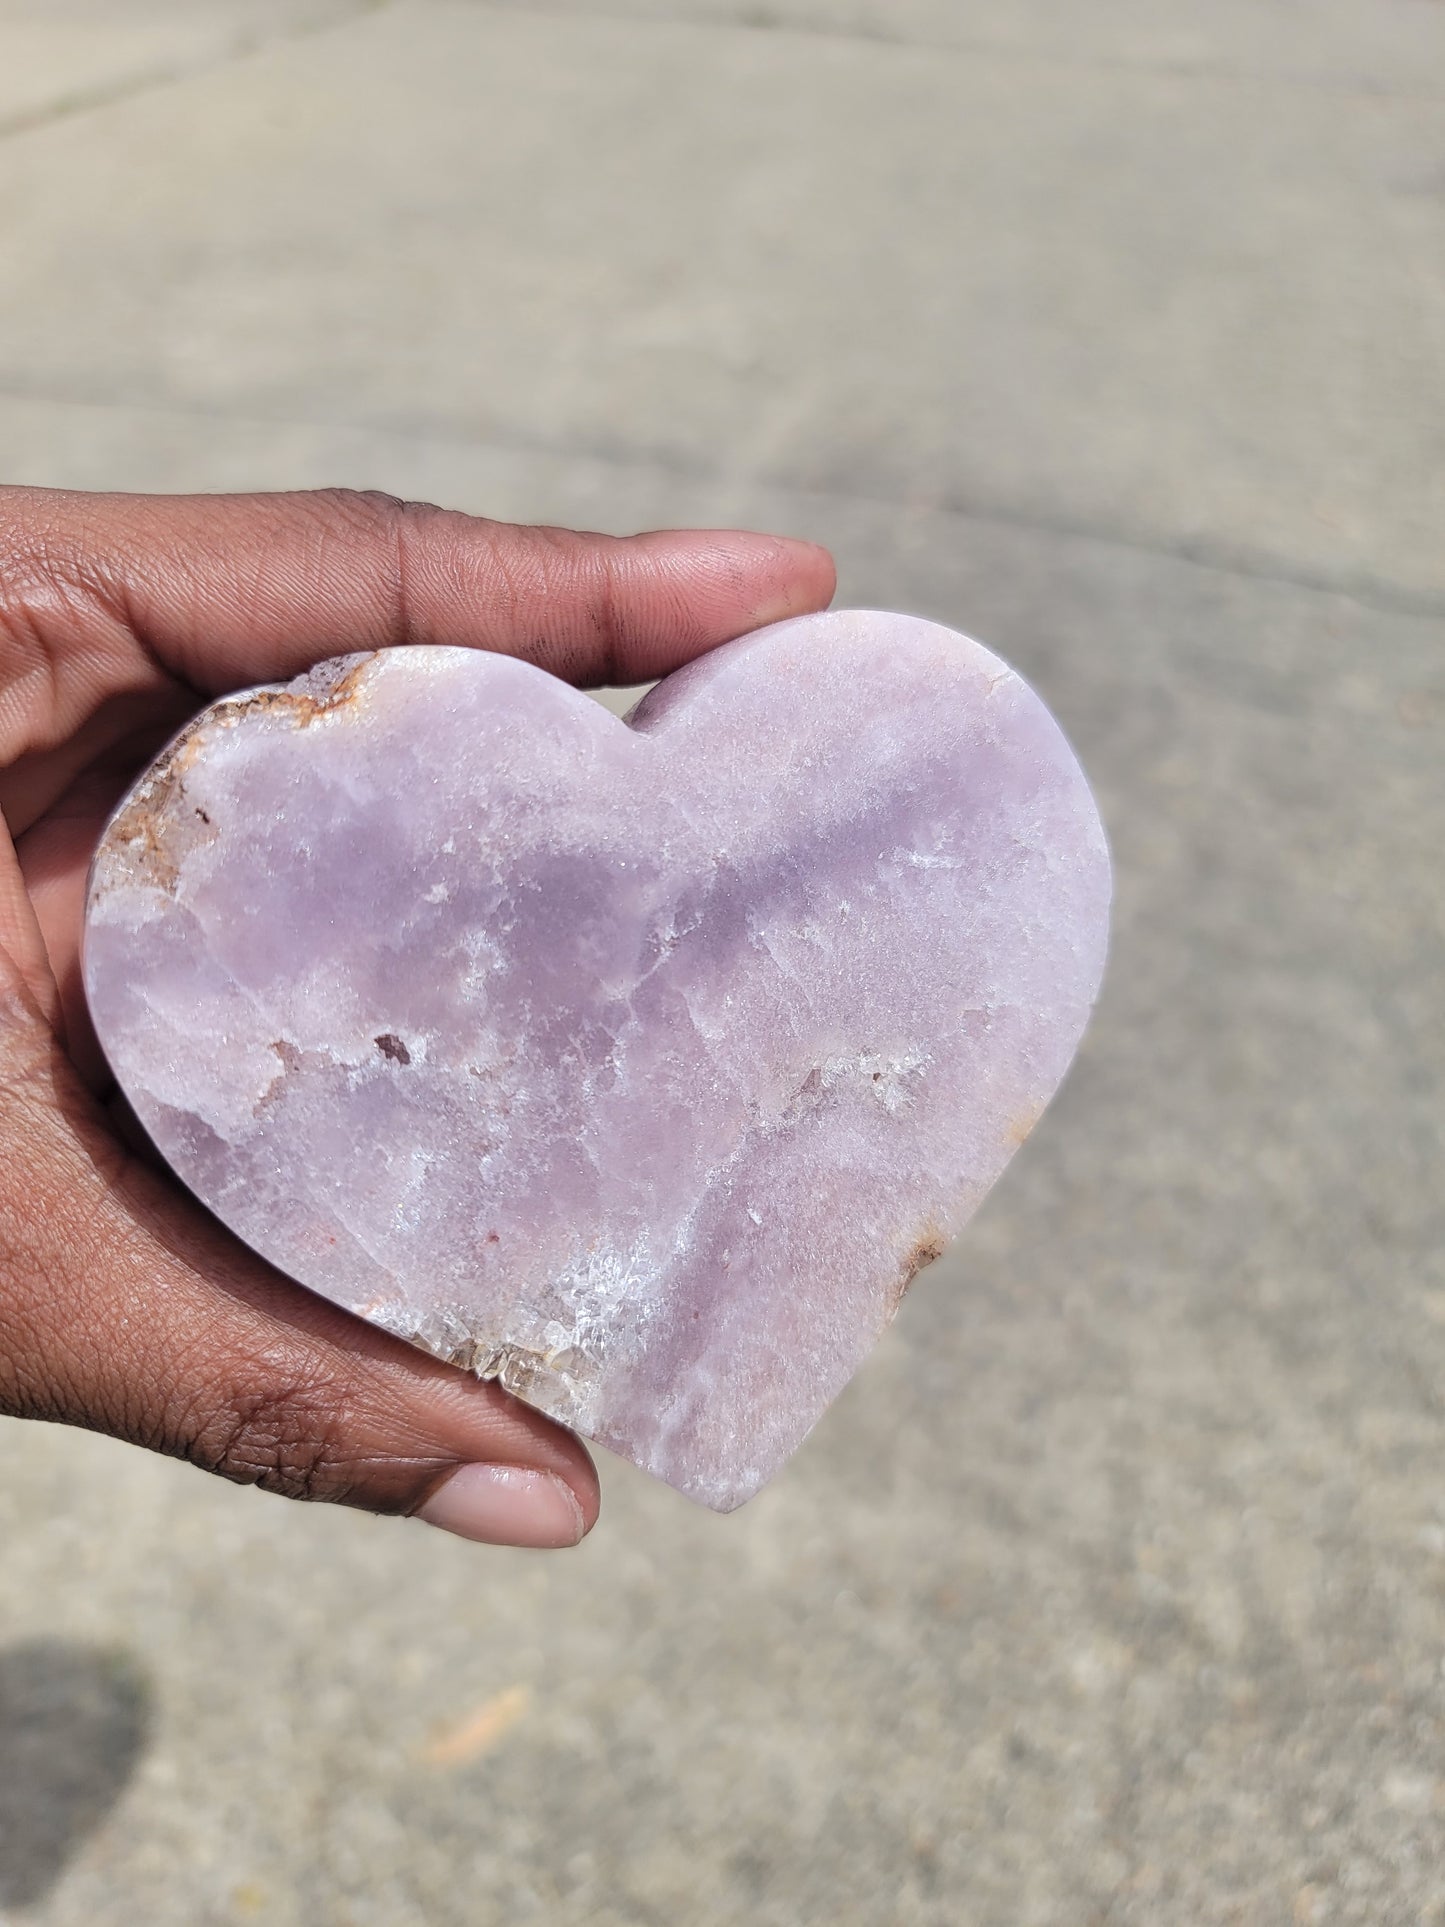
[0,484,836,746]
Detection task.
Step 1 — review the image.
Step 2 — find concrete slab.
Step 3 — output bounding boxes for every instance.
[0,396,1442,1925]
[0,1,1442,605]
[1,0,1442,1914]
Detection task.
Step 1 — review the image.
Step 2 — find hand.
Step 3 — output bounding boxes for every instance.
[0,486,835,1547]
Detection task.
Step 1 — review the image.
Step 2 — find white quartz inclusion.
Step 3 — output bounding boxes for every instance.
[83,611,1111,1509]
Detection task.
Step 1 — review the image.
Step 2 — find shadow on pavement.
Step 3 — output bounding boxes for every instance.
[0,1639,153,1909]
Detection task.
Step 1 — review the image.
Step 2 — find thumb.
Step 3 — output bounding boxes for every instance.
[0,982,598,1549]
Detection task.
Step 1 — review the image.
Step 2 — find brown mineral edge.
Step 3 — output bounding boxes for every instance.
[95,655,379,897]
[220,652,376,730]
[893,1224,947,1307]
[99,729,209,896]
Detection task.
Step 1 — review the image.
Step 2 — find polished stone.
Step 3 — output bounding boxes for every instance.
[84,611,1110,1507]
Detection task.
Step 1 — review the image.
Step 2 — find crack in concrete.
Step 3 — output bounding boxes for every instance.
[2,377,1440,624]
[442,0,1445,105]
[0,1,397,146]
[6,0,1434,137]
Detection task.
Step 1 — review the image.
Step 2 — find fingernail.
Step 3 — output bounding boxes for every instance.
[417,1465,585,1549]
[743,536,836,623]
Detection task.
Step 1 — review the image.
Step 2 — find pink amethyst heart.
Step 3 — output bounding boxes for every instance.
[83,610,1110,1509]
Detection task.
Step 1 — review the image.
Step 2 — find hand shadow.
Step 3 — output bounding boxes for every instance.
[0,1640,153,1910]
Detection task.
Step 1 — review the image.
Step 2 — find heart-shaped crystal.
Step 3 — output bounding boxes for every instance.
[84,611,1110,1508]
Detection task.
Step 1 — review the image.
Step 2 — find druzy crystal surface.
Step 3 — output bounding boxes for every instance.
[84,611,1111,1509]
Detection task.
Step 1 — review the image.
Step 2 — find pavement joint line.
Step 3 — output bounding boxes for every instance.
[0,0,398,147]
[430,0,1445,104]
[3,383,1442,626]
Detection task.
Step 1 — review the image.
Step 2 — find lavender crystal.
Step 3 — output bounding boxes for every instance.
[84,612,1110,1508]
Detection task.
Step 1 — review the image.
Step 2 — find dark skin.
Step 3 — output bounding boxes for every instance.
[0,486,835,1547]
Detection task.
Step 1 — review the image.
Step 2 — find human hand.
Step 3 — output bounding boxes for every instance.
[0,486,835,1547]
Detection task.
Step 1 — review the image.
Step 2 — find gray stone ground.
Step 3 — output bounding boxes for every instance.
[0,3,1442,1922]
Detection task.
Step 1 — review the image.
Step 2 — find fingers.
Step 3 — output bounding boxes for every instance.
[0,485,836,756]
[0,981,600,1549]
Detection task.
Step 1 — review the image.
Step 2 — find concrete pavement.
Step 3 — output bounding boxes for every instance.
[0,4,1442,1923]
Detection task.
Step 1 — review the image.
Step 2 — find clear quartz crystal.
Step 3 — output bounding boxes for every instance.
[84,611,1111,1509]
